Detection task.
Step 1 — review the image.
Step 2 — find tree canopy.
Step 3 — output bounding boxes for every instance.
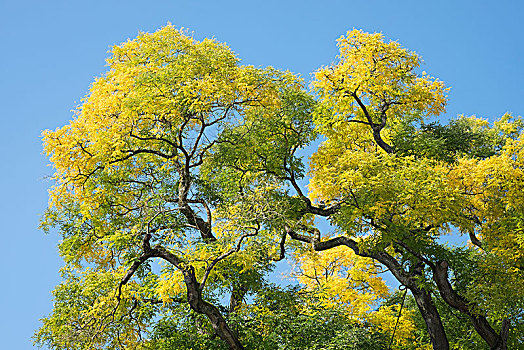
[37,25,524,350]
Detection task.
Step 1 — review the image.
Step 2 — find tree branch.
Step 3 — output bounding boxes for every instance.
[200,224,260,291]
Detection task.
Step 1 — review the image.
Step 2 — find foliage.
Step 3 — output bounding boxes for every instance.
[147,285,389,350]
[292,246,418,347]
[308,29,523,350]
[37,25,523,350]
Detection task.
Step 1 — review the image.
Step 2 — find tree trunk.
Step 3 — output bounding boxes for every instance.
[183,266,244,350]
[366,252,450,350]
[495,319,510,350]
[411,287,450,350]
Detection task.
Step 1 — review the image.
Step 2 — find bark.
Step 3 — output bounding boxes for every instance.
[411,288,449,349]
[351,250,450,349]
[374,252,449,350]
[372,127,395,154]
[177,159,215,242]
[183,265,244,350]
[433,261,508,350]
[350,91,395,154]
[498,319,510,350]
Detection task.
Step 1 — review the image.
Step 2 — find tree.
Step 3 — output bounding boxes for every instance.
[308,30,524,349]
[37,25,318,350]
[37,26,523,350]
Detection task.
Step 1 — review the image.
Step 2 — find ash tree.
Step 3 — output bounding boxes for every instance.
[36,26,524,350]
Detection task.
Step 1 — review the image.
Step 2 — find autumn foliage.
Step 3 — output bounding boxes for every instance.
[36,26,523,350]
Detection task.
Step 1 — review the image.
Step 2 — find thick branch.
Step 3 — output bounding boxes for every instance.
[285,227,449,349]
[177,172,215,242]
[272,232,287,262]
[351,91,395,154]
[433,261,506,349]
[468,230,483,249]
[351,91,374,126]
[181,265,244,349]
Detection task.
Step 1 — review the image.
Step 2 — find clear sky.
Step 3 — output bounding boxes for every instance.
[1,1,523,348]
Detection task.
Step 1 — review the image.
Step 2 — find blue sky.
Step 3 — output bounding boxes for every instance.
[1,1,523,348]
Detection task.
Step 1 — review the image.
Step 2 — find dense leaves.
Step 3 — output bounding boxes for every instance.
[148,286,389,350]
[37,26,523,350]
